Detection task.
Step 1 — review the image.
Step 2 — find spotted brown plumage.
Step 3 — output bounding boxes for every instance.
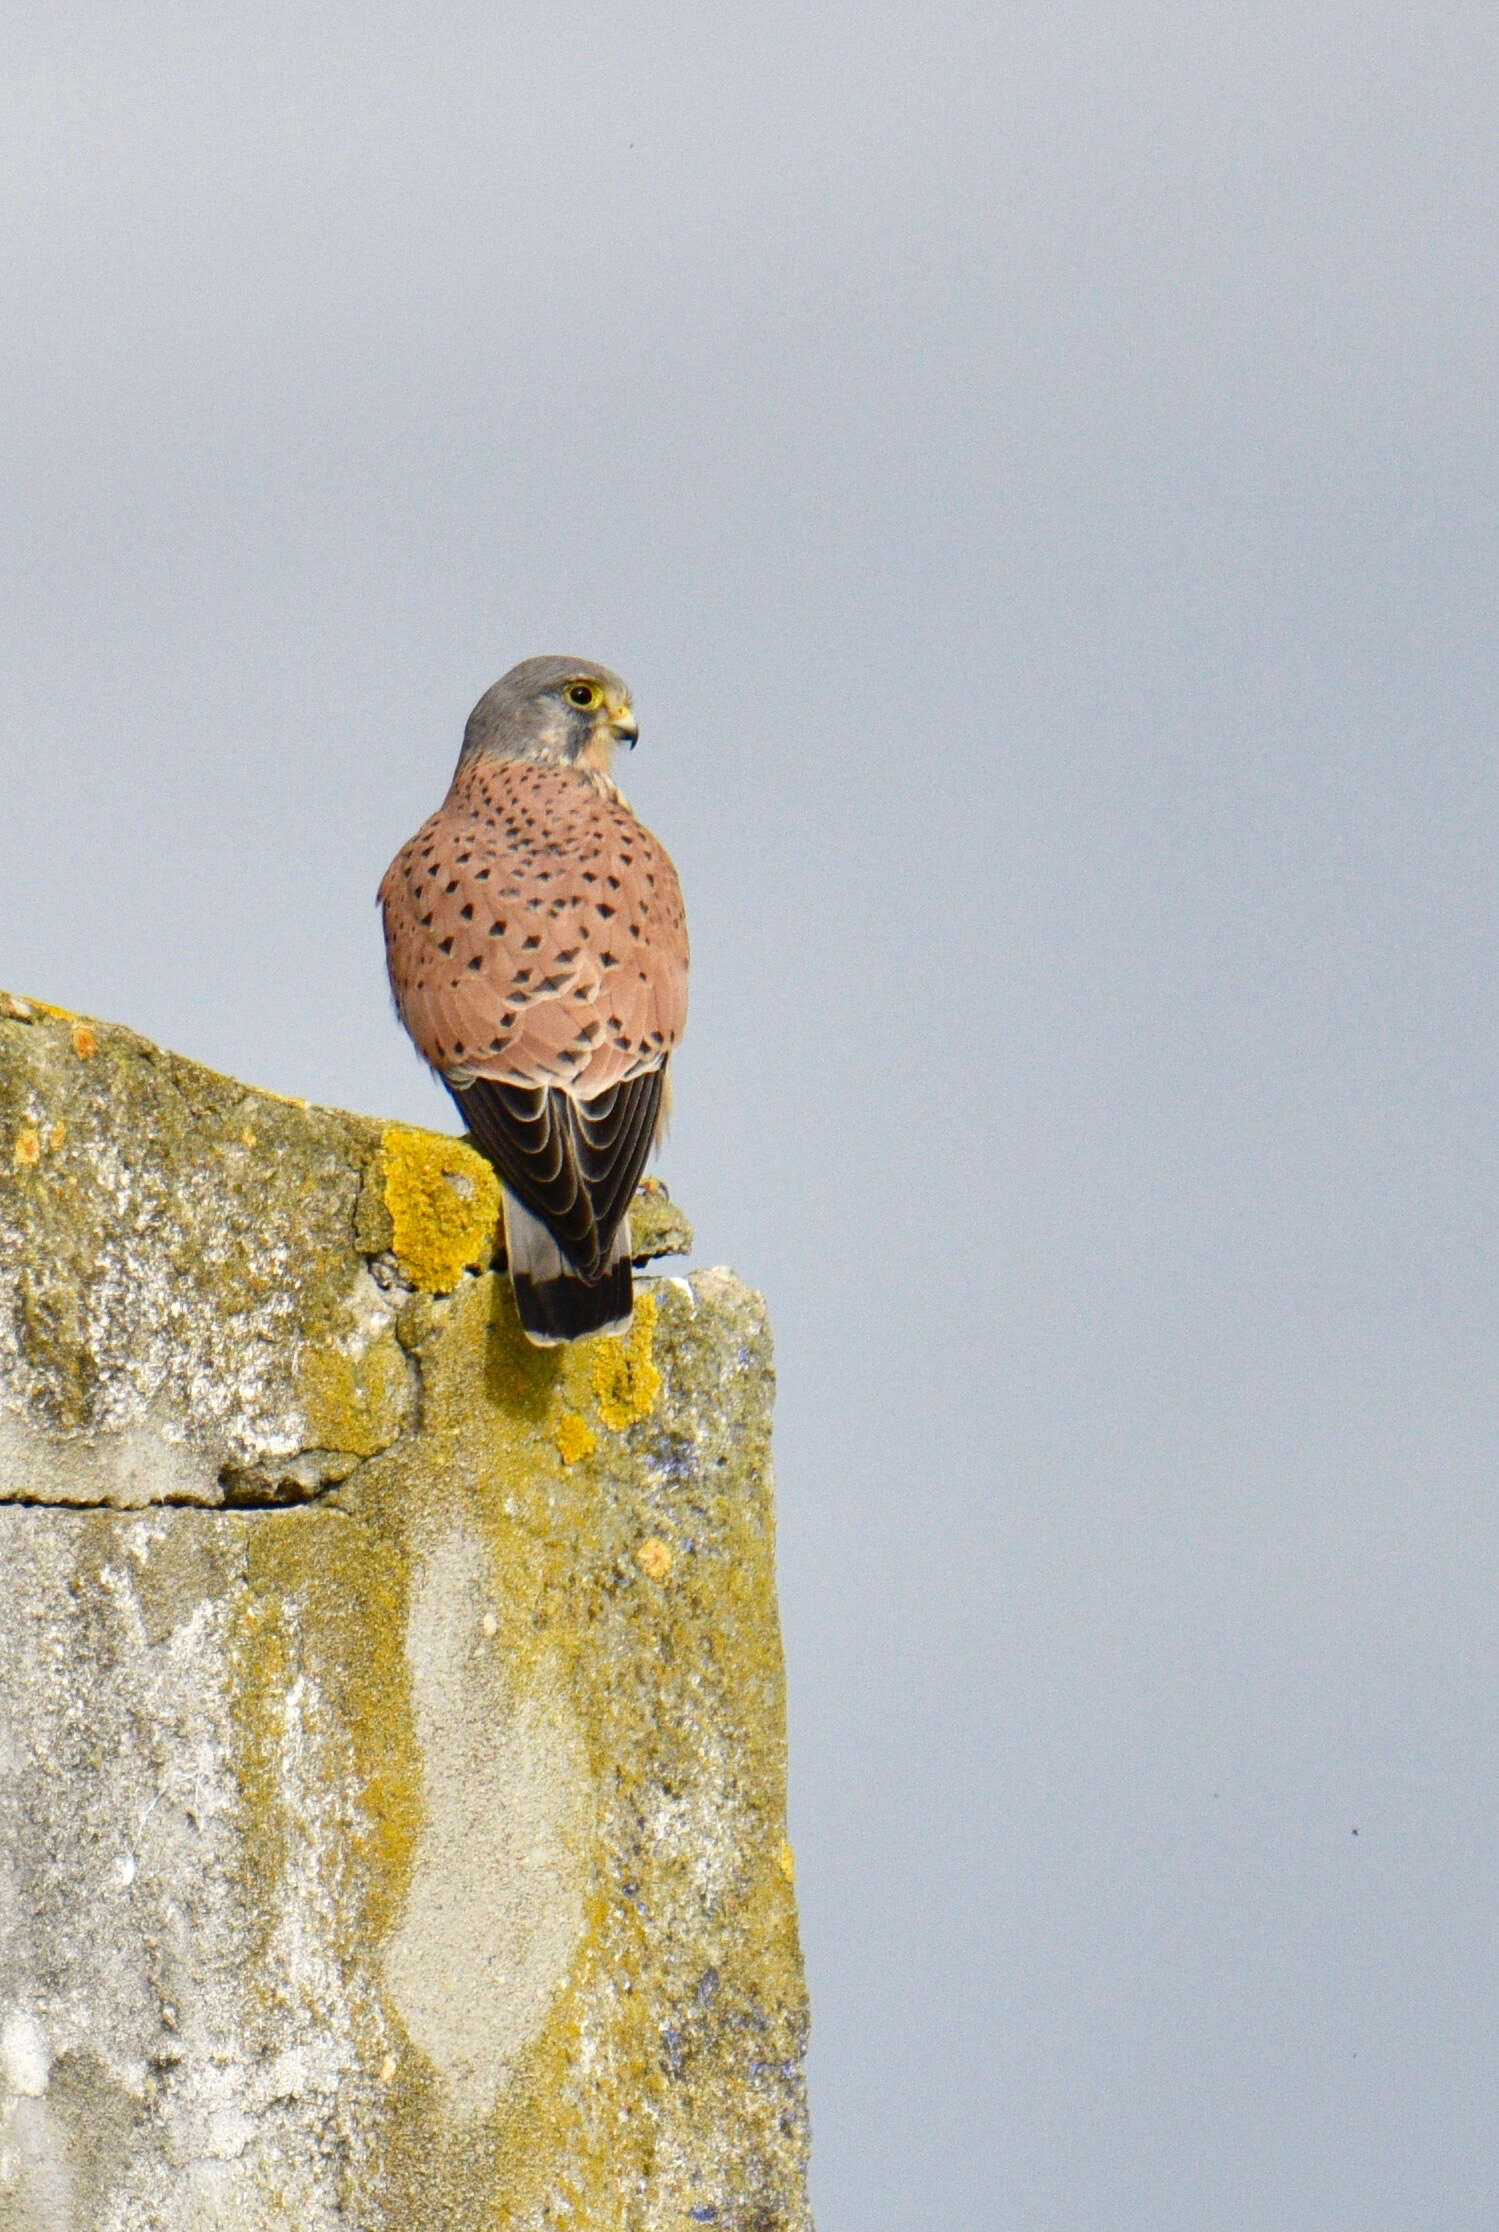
[378,656,689,1343]
[383,758,686,1091]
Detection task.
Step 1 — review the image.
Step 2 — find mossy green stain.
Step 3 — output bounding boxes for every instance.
[227,1581,295,1966]
[232,1511,421,1951]
[299,1332,410,1458]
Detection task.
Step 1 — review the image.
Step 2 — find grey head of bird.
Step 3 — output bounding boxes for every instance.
[457,654,639,776]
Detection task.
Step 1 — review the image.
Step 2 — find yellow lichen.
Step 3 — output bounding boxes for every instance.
[70,1022,98,1059]
[591,1289,662,1429]
[380,1124,501,1294]
[47,1122,66,1153]
[12,1128,40,1169]
[776,1839,797,1884]
[636,1535,673,1581]
[553,1412,597,1465]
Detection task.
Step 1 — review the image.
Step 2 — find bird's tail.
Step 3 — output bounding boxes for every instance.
[501,1188,634,1345]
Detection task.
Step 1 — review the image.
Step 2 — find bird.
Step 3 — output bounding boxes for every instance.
[378,656,689,1345]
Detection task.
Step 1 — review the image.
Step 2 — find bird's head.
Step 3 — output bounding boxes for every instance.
[459,655,638,776]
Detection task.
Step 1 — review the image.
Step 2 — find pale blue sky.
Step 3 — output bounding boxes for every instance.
[3,6,1498,2223]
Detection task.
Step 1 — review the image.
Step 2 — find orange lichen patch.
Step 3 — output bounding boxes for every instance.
[70,1023,98,1060]
[12,1128,41,1169]
[776,1839,797,1884]
[380,1124,501,1295]
[636,1535,673,1582]
[553,1412,597,1465]
[591,1289,661,1429]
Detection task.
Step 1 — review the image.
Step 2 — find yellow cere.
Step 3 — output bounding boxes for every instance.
[591,1289,662,1429]
[380,1125,501,1295]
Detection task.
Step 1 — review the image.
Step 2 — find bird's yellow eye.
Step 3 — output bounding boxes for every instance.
[567,682,600,709]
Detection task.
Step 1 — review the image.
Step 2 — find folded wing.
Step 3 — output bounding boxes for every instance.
[448,1067,665,1281]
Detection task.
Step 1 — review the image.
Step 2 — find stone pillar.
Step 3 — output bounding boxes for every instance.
[0,993,810,2231]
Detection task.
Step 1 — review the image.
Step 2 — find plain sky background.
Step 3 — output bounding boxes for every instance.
[3,5,1497,2224]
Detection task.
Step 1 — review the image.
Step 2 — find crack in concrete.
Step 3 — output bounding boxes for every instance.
[0,1485,362,1517]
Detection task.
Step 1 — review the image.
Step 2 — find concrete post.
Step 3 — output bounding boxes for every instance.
[0,992,810,2231]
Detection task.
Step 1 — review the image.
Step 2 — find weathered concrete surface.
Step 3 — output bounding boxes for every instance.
[0,993,810,2230]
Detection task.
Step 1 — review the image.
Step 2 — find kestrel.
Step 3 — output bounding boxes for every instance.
[379,656,689,1343]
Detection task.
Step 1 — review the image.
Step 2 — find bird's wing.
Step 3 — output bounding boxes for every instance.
[379,758,688,1095]
[449,1067,665,1277]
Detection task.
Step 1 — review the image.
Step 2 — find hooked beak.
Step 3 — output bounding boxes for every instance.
[610,704,639,749]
